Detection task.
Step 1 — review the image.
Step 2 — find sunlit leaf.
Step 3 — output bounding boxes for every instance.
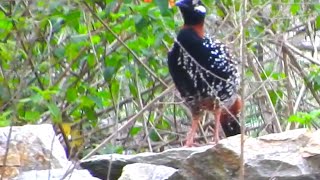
[24,111,40,122]
[66,88,77,103]
[0,111,12,127]
[290,0,300,15]
[316,16,320,30]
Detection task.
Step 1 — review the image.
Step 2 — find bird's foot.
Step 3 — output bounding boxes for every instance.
[184,139,194,147]
[206,136,219,146]
[184,138,201,147]
[207,141,218,146]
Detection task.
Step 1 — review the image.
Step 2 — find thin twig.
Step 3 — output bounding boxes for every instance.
[282,48,294,130]
[239,0,247,179]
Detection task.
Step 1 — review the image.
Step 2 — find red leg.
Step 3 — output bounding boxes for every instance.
[185,115,200,147]
[213,107,222,143]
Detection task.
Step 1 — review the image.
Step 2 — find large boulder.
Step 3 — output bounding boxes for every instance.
[0,124,97,180]
[0,124,69,179]
[81,129,320,180]
[176,129,320,180]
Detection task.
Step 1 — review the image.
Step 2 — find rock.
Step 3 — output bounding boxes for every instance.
[81,129,320,180]
[0,124,69,179]
[81,146,211,179]
[13,168,100,180]
[178,129,320,180]
[118,163,178,180]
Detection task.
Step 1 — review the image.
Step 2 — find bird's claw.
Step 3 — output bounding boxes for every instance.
[184,142,201,147]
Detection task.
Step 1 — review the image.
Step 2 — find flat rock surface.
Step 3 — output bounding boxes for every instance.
[81,129,320,180]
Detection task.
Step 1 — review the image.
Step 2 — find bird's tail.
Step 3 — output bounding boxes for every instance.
[220,96,242,137]
[220,115,241,137]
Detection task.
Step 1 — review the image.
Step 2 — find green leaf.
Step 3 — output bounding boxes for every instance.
[154,0,171,16]
[156,119,171,130]
[103,66,116,83]
[66,88,77,103]
[83,107,97,121]
[24,111,40,122]
[87,53,95,68]
[134,14,148,32]
[129,83,138,98]
[80,96,95,107]
[268,90,283,106]
[310,111,320,119]
[290,0,300,15]
[30,94,43,103]
[111,81,120,100]
[129,126,142,137]
[288,114,300,123]
[47,102,62,123]
[288,110,318,127]
[91,35,101,44]
[251,0,262,6]
[64,10,81,30]
[149,129,160,142]
[89,95,103,109]
[314,4,320,13]
[0,19,13,31]
[216,7,225,18]
[41,89,58,100]
[98,143,123,154]
[0,111,12,127]
[315,16,320,30]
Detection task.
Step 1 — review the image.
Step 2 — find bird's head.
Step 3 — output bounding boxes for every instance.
[176,0,206,25]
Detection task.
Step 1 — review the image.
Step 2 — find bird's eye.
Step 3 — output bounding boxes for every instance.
[194,5,206,14]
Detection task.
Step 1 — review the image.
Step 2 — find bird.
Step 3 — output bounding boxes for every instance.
[167,0,242,147]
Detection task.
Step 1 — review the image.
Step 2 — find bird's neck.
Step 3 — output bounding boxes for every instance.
[183,23,204,38]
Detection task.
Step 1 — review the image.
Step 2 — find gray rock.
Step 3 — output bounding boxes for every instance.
[0,124,69,179]
[177,129,320,180]
[118,163,178,180]
[81,129,320,180]
[80,146,211,179]
[13,168,100,180]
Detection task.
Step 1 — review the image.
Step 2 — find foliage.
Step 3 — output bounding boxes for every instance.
[288,110,320,128]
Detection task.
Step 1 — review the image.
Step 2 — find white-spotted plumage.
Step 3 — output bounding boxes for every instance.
[168,29,240,111]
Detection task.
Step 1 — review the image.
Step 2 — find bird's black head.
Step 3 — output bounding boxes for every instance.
[176,0,206,25]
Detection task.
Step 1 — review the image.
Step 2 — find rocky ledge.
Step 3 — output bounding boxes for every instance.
[81,129,320,180]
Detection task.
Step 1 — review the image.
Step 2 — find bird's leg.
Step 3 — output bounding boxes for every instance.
[213,107,222,144]
[185,115,201,147]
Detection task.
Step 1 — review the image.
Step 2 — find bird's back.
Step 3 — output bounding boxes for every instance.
[168,28,239,110]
